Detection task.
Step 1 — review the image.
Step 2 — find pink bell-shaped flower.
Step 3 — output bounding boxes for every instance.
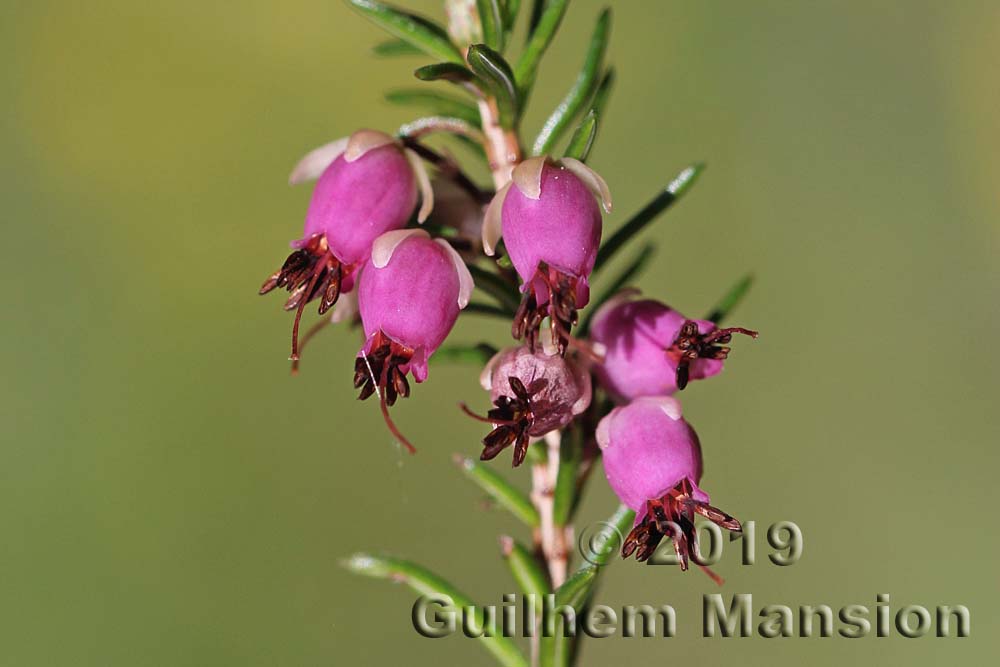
[354,229,473,453]
[260,129,433,363]
[591,290,757,399]
[597,397,742,573]
[461,346,592,466]
[481,156,611,354]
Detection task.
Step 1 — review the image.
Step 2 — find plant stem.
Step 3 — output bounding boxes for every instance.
[533,431,570,587]
[477,97,521,188]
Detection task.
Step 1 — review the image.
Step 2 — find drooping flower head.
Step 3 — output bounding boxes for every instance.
[260,129,433,363]
[354,229,473,452]
[462,345,592,466]
[482,156,611,355]
[598,397,741,574]
[591,290,757,400]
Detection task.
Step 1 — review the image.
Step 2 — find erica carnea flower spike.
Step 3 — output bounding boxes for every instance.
[462,345,591,467]
[260,129,433,364]
[598,397,742,576]
[482,156,611,355]
[591,290,758,399]
[355,229,473,452]
[260,2,765,664]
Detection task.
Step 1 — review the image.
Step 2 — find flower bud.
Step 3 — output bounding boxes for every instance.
[300,136,419,263]
[482,156,611,354]
[591,291,757,399]
[260,129,433,364]
[597,397,741,572]
[354,229,473,452]
[463,347,592,466]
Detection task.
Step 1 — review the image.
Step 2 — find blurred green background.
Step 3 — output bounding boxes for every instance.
[2,0,998,664]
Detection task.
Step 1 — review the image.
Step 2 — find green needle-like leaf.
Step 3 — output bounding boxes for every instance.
[414,61,479,85]
[500,537,548,612]
[344,553,528,667]
[594,163,705,273]
[504,0,523,41]
[585,503,635,567]
[532,9,610,156]
[552,428,581,526]
[385,88,481,125]
[516,0,570,95]
[554,565,596,608]
[560,68,613,163]
[397,116,484,143]
[590,67,615,118]
[543,504,634,667]
[454,456,540,527]
[436,342,499,364]
[705,273,755,324]
[467,44,520,128]
[349,0,465,64]
[579,243,654,334]
[372,38,424,56]
[477,0,504,51]
[467,264,521,312]
[562,110,597,161]
[527,0,545,38]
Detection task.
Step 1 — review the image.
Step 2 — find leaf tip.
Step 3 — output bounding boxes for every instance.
[341,552,376,573]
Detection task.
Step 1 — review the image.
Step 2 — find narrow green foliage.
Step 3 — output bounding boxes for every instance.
[590,67,615,118]
[543,505,634,667]
[385,88,481,125]
[372,38,424,56]
[343,553,463,599]
[436,342,499,364]
[467,44,520,128]
[589,503,635,567]
[414,62,479,86]
[554,565,596,608]
[559,68,614,163]
[515,0,570,94]
[396,116,484,143]
[552,428,581,526]
[563,110,597,161]
[705,273,755,324]
[594,163,706,273]
[500,537,548,610]
[580,243,655,334]
[349,0,465,64]
[532,8,611,156]
[343,553,528,667]
[454,456,541,527]
[504,0,523,41]
[544,568,594,667]
[527,0,545,38]
[467,264,521,312]
[477,0,505,51]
